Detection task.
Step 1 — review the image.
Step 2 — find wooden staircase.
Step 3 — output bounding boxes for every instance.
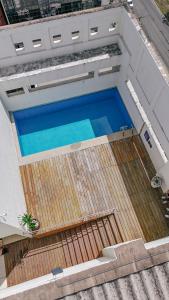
[5,214,123,286]
[58,214,123,266]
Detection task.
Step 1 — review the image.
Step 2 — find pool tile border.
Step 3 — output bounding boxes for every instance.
[11,123,137,166]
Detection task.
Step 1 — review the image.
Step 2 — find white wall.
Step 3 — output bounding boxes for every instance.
[0,99,26,238]
[118,80,144,133]
[0,6,169,190]
[0,53,121,111]
[0,7,122,67]
[0,255,7,290]
[0,7,123,111]
[0,7,124,236]
[118,9,169,190]
[158,162,169,192]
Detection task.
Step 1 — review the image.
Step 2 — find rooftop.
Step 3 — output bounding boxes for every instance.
[2,239,169,300]
[0,3,169,298]
[60,261,169,300]
[0,2,126,31]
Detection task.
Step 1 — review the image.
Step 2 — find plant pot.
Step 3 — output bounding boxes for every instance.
[151,175,162,188]
[31,218,40,231]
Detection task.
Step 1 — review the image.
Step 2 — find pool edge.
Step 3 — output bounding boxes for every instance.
[17,128,137,166]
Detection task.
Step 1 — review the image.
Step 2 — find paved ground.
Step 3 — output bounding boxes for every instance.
[133,0,169,69]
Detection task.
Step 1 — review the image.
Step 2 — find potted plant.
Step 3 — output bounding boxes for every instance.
[20,213,40,233]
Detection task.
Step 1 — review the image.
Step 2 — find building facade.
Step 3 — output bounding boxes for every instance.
[0,1,169,297]
[0,0,101,24]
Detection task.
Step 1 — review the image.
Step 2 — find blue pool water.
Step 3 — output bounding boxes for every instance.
[14,88,133,156]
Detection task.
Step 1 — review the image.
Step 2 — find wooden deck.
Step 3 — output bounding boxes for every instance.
[5,214,122,286]
[19,135,169,241]
[110,136,169,241]
[5,135,169,287]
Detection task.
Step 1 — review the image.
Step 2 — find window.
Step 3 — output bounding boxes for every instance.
[32,39,42,48]
[90,27,98,36]
[28,72,94,92]
[71,31,79,40]
[14,42,24,51]
[53,34,61,43]
[6,87,24,97]
[109,22,117,32]
[98,65,121,76]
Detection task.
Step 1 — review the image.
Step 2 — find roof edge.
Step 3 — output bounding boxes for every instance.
[1,238,169,300]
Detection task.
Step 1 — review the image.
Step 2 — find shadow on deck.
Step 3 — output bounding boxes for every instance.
[5,214,122,286]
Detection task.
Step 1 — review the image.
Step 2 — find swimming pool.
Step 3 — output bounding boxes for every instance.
[13,88,133,156]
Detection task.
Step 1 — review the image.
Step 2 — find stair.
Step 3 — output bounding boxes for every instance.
[58,214,123,267]
[5,214,123,286]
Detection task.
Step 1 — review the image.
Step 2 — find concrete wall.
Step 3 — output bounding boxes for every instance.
[0,7,125,237]
[0,99,26,238]
[0,7,124,111]
[118,9,169,190]
[0,4,169,226]
[0,8,122,67]
[0,53,121,111]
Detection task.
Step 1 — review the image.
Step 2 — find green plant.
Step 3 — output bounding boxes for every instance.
[21,213,36,231]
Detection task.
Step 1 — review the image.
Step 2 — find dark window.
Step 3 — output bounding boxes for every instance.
[53,34,61,43]
[98,65,121,76]
[90,27,98,35]
[32,39,42,47]
[109,22,117,32]
[72,31,80,40]
[6,87,24,97]
[14,42,24,51]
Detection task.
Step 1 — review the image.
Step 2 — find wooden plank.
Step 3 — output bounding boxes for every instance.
[5,216,119,286]
[85,223,99,259]
[75,226,89,262]
[90,221,104,256]
[70,228,84,264]
[80,224,94,261]
[19,135,169,245]
[107,215,123,244]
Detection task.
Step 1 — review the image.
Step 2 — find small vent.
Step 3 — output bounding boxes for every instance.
[32,39,42,48]
[109,22,117,32]
[72,31,80,40]
[90,27,98,36]
[53,34,61,43]
[6,87,25,97]
[14,42,24,51]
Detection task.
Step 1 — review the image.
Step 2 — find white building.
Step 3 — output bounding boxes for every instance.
[0,1,169,298]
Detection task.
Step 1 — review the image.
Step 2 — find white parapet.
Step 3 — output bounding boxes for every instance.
[0,256,7,290]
